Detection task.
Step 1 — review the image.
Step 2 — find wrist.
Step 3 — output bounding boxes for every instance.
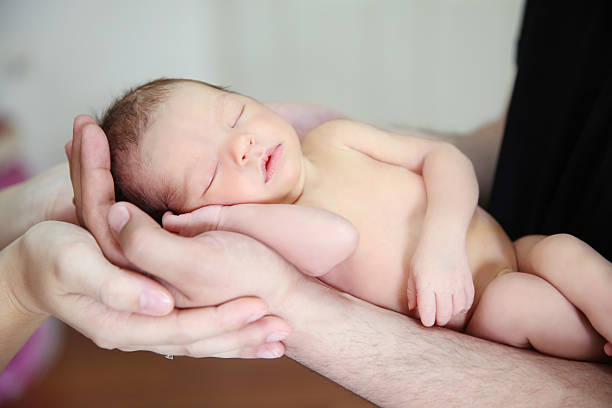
[7,169,60,232]
[270,274,342,336]
[417,229,466,254]
[262,259,309,315]
[37,163,77,224]
[0,238,49,326]
[0,241,48,369]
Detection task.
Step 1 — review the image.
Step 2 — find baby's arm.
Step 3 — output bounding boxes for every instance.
[163,204,359,277]
[312,119,478,327]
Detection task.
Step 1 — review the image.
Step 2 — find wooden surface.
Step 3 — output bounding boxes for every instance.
[6,323,375,407]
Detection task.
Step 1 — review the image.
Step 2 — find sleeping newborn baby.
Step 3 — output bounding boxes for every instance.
[100,78,612,362]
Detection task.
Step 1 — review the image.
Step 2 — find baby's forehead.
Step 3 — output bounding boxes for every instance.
[155,84,227,129]
[169,81,224,107]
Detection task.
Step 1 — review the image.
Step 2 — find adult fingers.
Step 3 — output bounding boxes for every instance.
[127,315,290,357]
[54,236,173,316]
[108,202,216,289]
[70,115,95,225]
[110,202,286,307]
[64,140,72,163]
[80,123,129,267]
[213,342,286,359]
[76,297,280,351]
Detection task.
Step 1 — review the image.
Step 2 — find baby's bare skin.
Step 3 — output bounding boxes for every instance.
[295,121,515,330]
[140,82,610,361]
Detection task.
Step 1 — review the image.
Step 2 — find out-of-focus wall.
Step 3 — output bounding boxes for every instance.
[0,0,523,174]
[0,0,214,173]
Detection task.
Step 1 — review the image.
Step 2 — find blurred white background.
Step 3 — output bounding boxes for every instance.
[0,0,523,175]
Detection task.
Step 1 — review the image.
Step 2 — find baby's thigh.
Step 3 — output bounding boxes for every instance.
[466,272,606,361]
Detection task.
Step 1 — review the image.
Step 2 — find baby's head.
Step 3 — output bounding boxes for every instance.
[100,78,304,223]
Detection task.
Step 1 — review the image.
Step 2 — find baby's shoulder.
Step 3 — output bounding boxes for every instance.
[302,119,368,151]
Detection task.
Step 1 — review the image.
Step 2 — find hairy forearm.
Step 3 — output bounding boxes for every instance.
[281,279,612,407]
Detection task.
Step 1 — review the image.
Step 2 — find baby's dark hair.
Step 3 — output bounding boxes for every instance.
[98,78,226,223]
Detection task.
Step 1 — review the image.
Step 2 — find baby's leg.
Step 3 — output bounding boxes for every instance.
[514,234,612,354]
[466,272,607,361]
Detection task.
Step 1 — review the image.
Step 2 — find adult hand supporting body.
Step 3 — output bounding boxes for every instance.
[65,115,289,359]
[0,116,291,369]
[75,115,612,406]
[1,219,281,368]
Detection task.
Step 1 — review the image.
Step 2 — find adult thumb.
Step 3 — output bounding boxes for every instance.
[107,202,198,288]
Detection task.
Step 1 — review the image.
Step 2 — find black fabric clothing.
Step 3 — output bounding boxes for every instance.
[489,0,612,261]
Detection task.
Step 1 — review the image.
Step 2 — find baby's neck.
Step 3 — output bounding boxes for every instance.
[290,156,316,205]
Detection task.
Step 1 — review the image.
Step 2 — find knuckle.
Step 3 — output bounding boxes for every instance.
[211,304,235,331]
[122,230,149,260]
[98,278,123,309]
[54,240,91,280]
[92,336,116,351]
[182,343,200,357]
[172,314,197,345]
[238,323,268,346]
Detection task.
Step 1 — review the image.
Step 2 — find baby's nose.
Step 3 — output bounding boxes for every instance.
[231,134,260,166]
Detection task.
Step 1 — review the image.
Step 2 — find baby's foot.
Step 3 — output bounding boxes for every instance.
[580,257,612,358]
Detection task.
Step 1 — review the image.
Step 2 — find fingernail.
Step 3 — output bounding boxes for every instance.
[266,331,289,343]
[139,290,172,315]
[109,205,129,234]
[64,141,72,159]
[257,345,283,359]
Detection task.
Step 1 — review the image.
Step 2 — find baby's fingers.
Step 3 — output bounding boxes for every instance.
[406,275,417,311]
[162,205,223,237]
[452,291,467,316]
[417,288,436,327]
[465,281,475,311]
[435,293,453,326]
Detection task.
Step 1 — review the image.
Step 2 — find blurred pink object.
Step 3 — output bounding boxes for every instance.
[0,114,62,404]
[0,161,29,189]
[0,115,30,187]
[0,319,63,404]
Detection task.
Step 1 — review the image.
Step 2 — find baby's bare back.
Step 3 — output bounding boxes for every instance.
[297,126,516,329]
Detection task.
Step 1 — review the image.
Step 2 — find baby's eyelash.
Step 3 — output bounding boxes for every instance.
[202,162,218,197]
[231,105,245,128]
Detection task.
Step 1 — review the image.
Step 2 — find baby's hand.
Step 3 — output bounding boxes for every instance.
[162,205,225,237]
[407,249,474,327]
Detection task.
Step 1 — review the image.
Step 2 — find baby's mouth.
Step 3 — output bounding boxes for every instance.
[261,144,283,183]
